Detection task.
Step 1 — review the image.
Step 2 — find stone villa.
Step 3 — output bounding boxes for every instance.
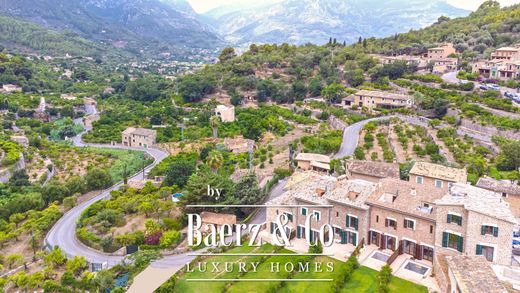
[472,44,520,80]
[215,105,235,122]
[409,161,467,192]
[263,160,517,290]
[342,90,411,110]
[121,127,157,148]
[294,152,331,173]
[477,177,520,218]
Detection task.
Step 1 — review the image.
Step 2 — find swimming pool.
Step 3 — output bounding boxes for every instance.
[371,251,390,262]
[404,261,429,275]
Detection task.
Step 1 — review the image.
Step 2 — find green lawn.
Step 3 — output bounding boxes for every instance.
[173,244,277,293]
[341,266,427,293]
[278,256,344,293]
[167,247,428,293]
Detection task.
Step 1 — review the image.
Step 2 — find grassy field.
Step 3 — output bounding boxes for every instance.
[167,246,429,293]
[341,266,427,293]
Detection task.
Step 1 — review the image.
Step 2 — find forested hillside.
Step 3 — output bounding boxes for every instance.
[367,0,520,57]
[0,16,106,57]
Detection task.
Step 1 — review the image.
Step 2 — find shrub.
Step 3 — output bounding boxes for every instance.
[377,265,392,293]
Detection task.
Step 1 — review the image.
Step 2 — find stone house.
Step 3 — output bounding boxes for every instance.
[346,160,400,183]
[215,105,235,122]
[121,127,157,148]
[266,172,374,247]
[445,255,507,293]
[427,43,456,59]
[295,153,330,173]
[200,212,237,234]
[435,183,516,266]
[409,161,467,192]
[365,178,445,262]
[223,136,255,153]
[342,90,411,110]
[477,177,520,218]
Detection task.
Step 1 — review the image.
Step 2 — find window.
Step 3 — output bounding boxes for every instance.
[313,211,321,221]
[442,232,463,252]
[346,215,359,230]
[404,218,415,230]
[284,212,293,222]
[481,225,499,237]
[301,207,307,216]
[376,215,379,223]
[476,244,494,262]
[416,176,423,184]
[447,213,462,226]
[430,225,434,234]
[435,180,443,188]
[385,218,397,230]
[423,246,434,262]
[336,211,339,217]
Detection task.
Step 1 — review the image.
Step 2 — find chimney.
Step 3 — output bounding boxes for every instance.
[316,188,326,197]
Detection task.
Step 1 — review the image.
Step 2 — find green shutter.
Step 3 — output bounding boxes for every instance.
[481,225,486,235]
[346,215,350,227]
[447,214,452,223]
[457,216,462,226]
[442,232,448,248]
[353,217,358,230]
[270,222,275,233]
[302,208,307,216]
[476,244,483,255]
[352,233,357,246]
[493,227,499,237]
[296,226,301,238]
[339,230,347,244]
[457,236,463,252]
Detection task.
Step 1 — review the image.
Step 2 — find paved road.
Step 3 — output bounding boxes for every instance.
[250,179,288,225]
[45,103,169,267]
[333,116,392,159]
[441,71,459,84]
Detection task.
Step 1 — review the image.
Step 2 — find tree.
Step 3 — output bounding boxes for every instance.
[308,76,323,97]
[321,82,347,104]
[500,140,520,170]
[206,150,224,172]
[218,47,237,63]
[8,170,30,186]
[164,160,196,188]
[93,270,115,292]
[210,115,220,139]
[42,183,70,205]
[44,247,66,268]
[160,230,181,247]
[377,265,392,293]
[230,173,262,216]
[66,256,87,276]
[65,175,86,195]
[85,169,112,191]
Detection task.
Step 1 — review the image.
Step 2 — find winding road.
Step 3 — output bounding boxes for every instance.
[43,102,385,292]
[333,116,393,159]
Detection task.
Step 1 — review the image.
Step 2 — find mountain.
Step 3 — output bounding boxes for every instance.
[0,0,222,54]
[0,15,109,56]
[204,0,470,47]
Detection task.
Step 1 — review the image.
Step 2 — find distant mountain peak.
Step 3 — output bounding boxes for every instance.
[205,0,470,46]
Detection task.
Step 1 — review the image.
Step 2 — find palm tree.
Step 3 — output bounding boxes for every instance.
[206,150,224,172]
[210,115,220,139]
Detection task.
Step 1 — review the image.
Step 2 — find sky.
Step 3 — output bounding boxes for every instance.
[186,0,520,13]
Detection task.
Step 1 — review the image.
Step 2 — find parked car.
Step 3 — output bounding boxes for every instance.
[514,239,520,249]
[486,83,500,90]
[479,85,488,90]
[505,92,514,98]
